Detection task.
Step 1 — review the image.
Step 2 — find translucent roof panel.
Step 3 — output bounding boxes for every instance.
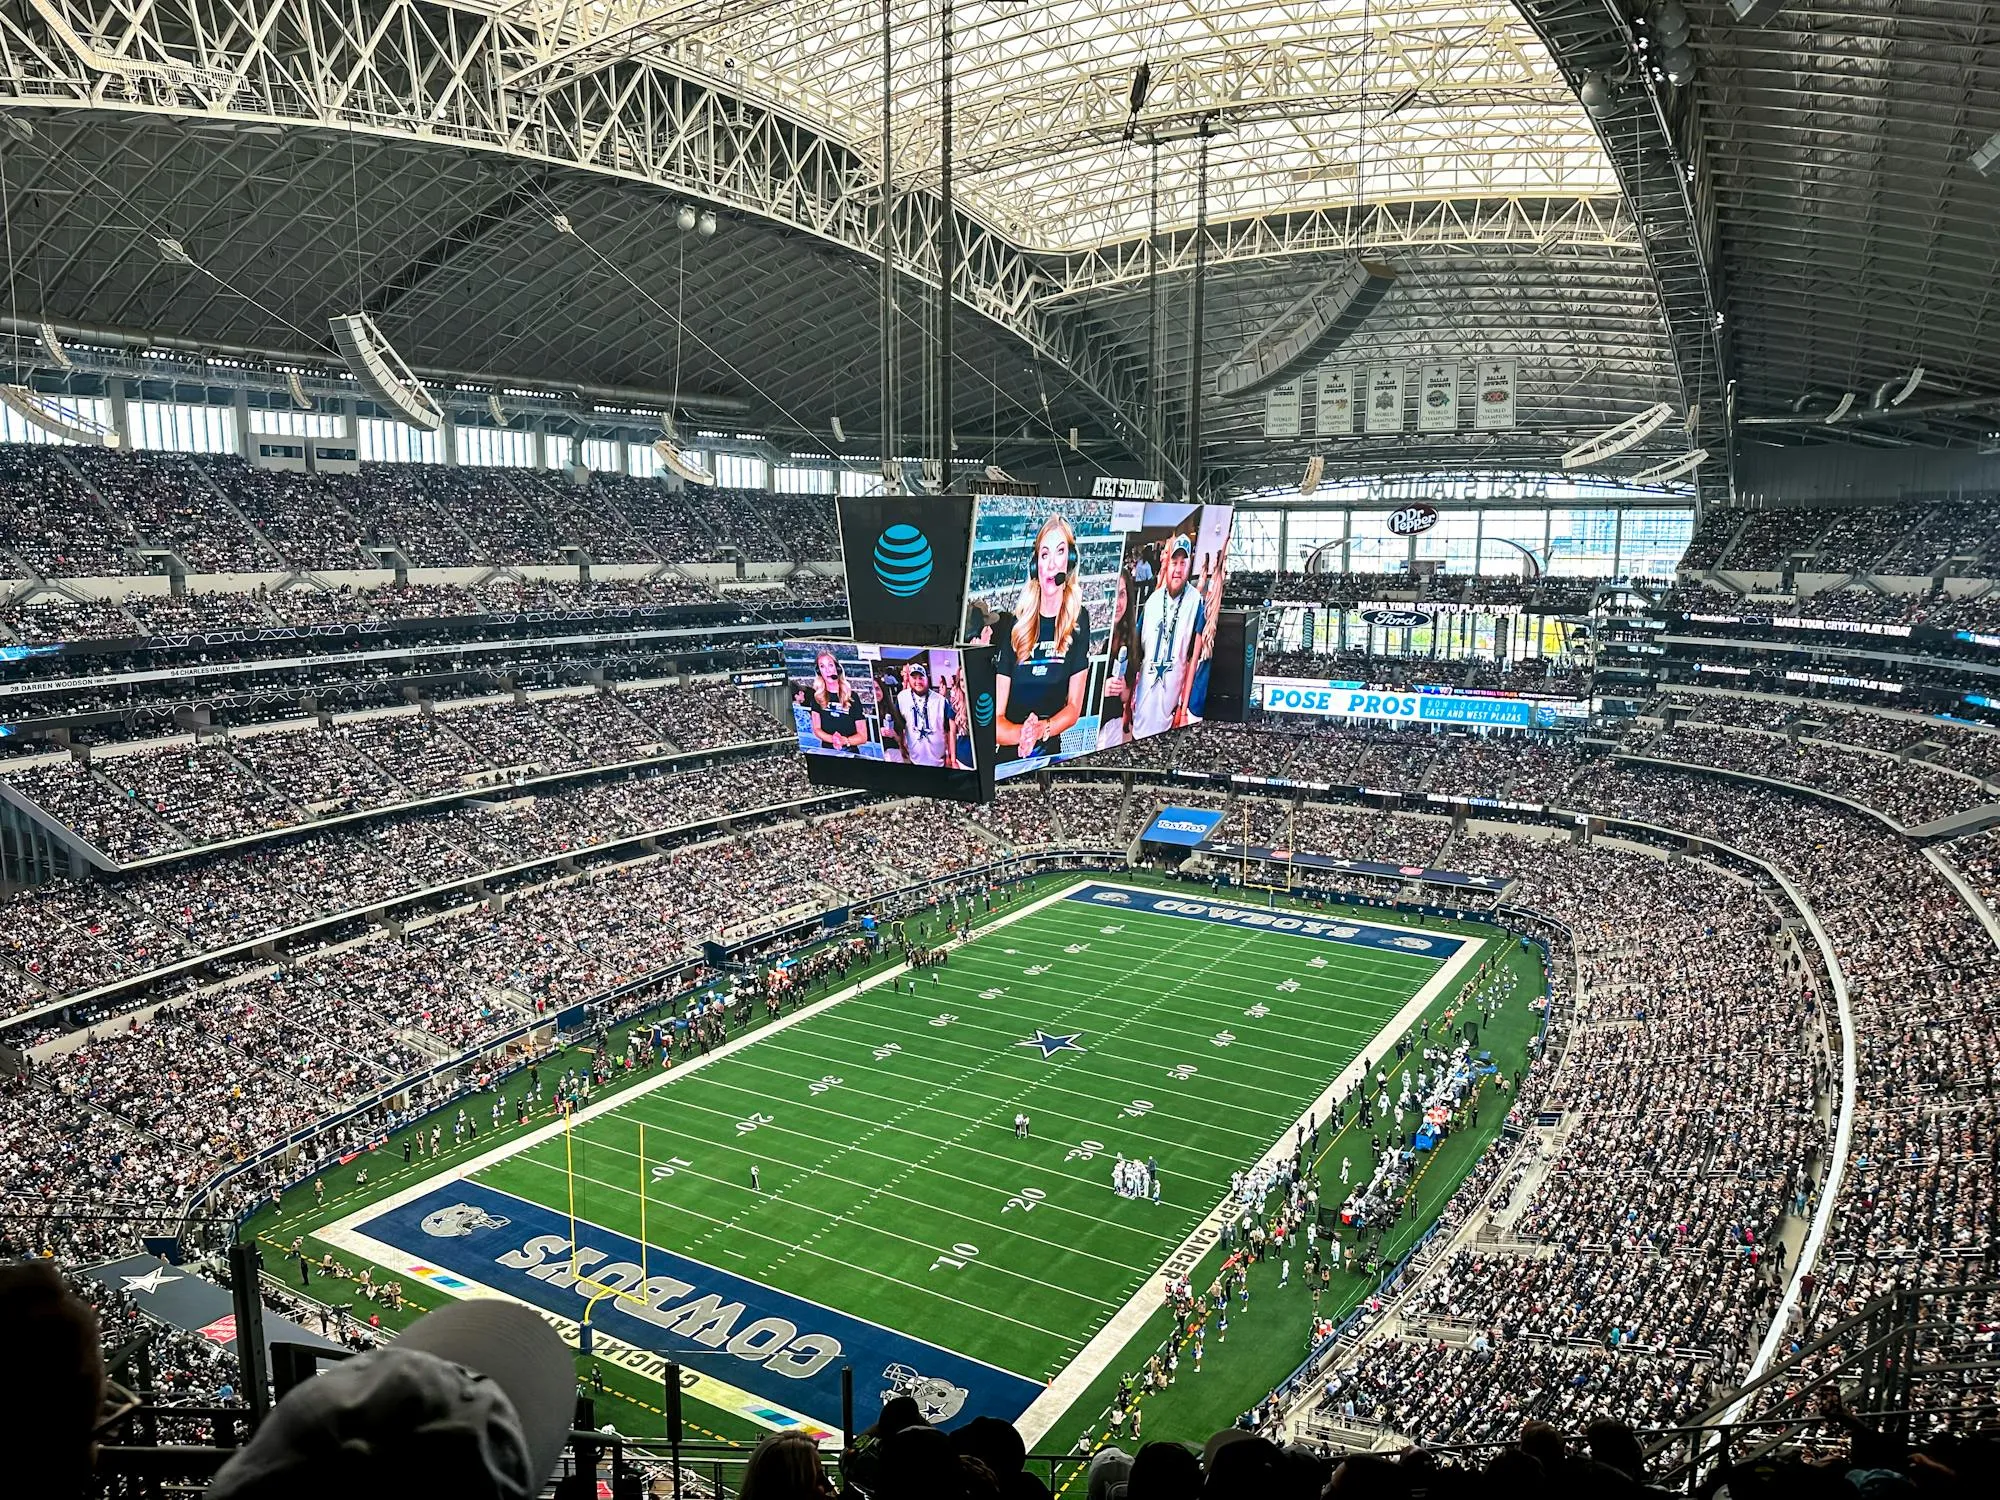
[545,0,1620,253]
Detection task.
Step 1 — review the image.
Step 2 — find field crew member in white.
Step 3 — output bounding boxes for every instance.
[1131,533,1205,739]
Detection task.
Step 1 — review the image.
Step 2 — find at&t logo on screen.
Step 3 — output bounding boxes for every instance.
[973,690,995,726]
[872,524,934,597]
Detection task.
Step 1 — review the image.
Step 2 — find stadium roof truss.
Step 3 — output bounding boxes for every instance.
[0,0,1723,490]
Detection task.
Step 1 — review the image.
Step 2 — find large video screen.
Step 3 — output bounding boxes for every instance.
[967,495,1236,779]
[784,639,980,769]
[833,495,976,646]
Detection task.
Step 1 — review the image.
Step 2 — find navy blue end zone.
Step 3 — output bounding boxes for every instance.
[352,1181,1045,1430]
[1064,884,1466,960]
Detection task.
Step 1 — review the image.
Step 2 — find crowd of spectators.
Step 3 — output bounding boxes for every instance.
[66,449,276,575]
[1,572,844,647]
[1298,832,1822,1449]
[0,444,842,585]
[0,682,786,859]
[1662,579,2000,635]
[0,447,139,577]
[973,779,1140,851]
[1616,722,1988,828]
[1680,498,2000,579]
[0,751,825,1020]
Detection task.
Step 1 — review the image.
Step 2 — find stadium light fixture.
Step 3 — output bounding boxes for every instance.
[1578,71,1614,117]
[1561,402,1673,469]
[696,211,717,236]
[676,205,698,231]
[329,312,443,432]
[654,438,716,484]
[1,384,119,445]
[1630,448,1708,485]
[37,322,73,370]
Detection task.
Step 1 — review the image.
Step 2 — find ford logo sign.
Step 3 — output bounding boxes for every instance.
[1360,608,1432,629]
[1385,504,1439,536]
[871,523,934,597]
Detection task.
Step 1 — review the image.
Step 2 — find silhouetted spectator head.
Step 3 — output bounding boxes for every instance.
[1087,1445,1134,1500]
[204,1299,572,1500]
[1127,1440,1202,1500]
[1201,1431,1281,1493]
[1586,1418,1647,1484]
[739,1430,836,1500]
[1327,1452,1411,1498]
[0,1262,105,1498]
[878,1423,963,1500]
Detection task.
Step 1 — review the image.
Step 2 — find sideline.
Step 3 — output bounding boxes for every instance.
[1011,881,1488,1448]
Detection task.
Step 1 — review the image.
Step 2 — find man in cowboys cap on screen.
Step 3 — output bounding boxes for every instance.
[1130,531,1206,740]
[894,656,959,768]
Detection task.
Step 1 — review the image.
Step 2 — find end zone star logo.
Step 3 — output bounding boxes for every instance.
[122,1266,181,1294]
[1016,1029,1086,1059]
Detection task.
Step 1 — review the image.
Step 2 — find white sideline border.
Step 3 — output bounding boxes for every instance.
[1011,881,1488,1447]
[316,876,1489,1444]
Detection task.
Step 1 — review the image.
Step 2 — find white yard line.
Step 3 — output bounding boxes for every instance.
[316,873,1494,1447]
[321,877,1092,1243]
[1011,881,1490,1449]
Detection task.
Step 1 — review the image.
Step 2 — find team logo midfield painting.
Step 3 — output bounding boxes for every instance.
[883,1364,968,1424]
[871,524,934,597]
[1016,1028,1086,1059]
[422,1203,512,1238]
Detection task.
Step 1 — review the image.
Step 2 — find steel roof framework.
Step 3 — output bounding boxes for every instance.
[0,0,1708,489]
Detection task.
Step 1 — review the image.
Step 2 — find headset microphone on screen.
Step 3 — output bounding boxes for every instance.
[1051,569,1069,587]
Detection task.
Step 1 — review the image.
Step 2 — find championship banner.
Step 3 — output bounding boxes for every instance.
[1365,364,1406,434]
[1474,360,1517,431]
[1316,366,1356,436]
[1418,363,1460,434]
[1264,380,1302,439]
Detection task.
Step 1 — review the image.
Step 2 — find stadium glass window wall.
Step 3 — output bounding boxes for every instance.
[2,396,1691,584]
[1231,484,1693,582]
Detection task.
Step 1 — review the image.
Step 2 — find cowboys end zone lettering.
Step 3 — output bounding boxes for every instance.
[1255,678,1536,729]
[1064,885,1463,960]
[356,1182,1043,1428]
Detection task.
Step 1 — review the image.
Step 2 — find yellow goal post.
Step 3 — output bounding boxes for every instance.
[565,1112,655,1327]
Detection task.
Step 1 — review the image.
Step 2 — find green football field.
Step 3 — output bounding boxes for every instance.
[492,887,1453,1377]
[270,872,1541,1459]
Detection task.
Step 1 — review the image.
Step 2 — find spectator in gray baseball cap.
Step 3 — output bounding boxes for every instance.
[206,1299,574,1500]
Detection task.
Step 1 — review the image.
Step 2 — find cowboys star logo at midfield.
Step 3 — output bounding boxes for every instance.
[1016,1028,1086,1059]
[122,1266,182,1294]
[421,1203,512,1238]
